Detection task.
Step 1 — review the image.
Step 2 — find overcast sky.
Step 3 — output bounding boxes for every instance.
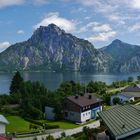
[1,0,140,52]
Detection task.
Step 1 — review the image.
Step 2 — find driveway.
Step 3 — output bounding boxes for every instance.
[13,120,100,140]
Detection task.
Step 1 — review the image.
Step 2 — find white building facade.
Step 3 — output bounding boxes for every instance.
[0,115,9,134]
[63,94,103,123]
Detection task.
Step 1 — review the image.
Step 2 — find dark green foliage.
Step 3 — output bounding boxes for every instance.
[46,135,55,140]
[127,76,134,83]
[103,94,111,105]
[111,80,128,88]
[10,71,23,94]
[137,75,140,81]
[87,81,107,94]
[61,132,66,138]
[113,97,121,105]
[18,80,48,119]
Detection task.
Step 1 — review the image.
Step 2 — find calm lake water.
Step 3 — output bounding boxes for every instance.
[0,72,139,94]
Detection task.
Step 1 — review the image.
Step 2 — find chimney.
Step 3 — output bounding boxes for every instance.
[88,95,92,99]
[122,124,125,129]
[75,95,78,99]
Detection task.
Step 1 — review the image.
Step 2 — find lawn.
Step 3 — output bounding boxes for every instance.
[39,120,78,129]
[6,116,96,133]
[103,105,112,111]
[6,116,31,133]
[38,119,96,129]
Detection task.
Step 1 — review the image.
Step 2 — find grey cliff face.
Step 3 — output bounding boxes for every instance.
[101,39,140,73]
[0,24,109,72]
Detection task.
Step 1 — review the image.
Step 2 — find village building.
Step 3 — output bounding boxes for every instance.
[98,105,140,140]
[110,93,135,105]
[45,106,55,120]
[63,94,103,123]
[121,84,140,100]
[0,115,9,134]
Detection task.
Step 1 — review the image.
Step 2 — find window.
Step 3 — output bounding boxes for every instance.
[65,112,68,117]
[70,113,74,116]
[83,114,85,117]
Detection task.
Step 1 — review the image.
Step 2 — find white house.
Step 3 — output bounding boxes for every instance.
[0,115,9,134]
[110,93,135,105]
[63,94,103,123]
[121,84,140,100]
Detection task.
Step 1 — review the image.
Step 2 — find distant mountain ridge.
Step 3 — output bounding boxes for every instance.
[101,39,140,73]
[0,24,109,72]
[0,24,140,73]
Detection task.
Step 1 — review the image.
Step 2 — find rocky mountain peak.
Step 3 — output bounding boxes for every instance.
[112,39,122,44]
[34,24,64,36]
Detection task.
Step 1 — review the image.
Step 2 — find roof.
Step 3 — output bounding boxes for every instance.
[98,105,140,139]
[112,93,134,99]
[0,115,9,124]
[123,84,140,92]
[0,136,9,140]
[66,94,102,107]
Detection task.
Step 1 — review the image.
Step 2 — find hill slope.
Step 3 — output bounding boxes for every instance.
[101,39,140,73]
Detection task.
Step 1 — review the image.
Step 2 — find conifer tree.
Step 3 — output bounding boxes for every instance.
[10,71,23,94]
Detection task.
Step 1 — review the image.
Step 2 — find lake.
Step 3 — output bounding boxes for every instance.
[0,72,139,94]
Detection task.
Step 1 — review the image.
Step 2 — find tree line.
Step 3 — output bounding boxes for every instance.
[0,71,140,120]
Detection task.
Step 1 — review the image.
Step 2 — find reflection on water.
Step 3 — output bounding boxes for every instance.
[0,72,139,94]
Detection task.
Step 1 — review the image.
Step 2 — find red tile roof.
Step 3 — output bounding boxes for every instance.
[0,136,9,140]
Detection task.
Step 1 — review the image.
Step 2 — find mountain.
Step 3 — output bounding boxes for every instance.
[0,24,109,72]
[101,39,140,73]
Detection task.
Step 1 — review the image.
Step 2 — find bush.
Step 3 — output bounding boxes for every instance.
[46,135,55,140]
[44,124,59,129]
[24,118,59,129]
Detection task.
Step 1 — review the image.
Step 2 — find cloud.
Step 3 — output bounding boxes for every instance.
[128,23,140,32]
[79,22,112,33]
[86,31,117,42]
[131,0,140,9]
[92,24,112,32]
[0,42,11,52]
[0,0,24,8]
[34,12,76,32]
[17,30,25,34]
[0,0,49,8]
[32,0,48,5]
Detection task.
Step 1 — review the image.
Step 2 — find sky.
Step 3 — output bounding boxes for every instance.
[1,0,140,52]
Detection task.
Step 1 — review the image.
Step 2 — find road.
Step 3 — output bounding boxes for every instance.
[13,120,100,140]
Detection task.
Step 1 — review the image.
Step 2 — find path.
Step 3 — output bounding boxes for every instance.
[13,120,100,140]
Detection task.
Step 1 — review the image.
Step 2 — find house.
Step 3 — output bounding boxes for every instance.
[45,106,55,120]
[110,93,135,105]
[98,105,140,140]
[0,115,9,134]
[121,84,140,100]
[63,93,103,123]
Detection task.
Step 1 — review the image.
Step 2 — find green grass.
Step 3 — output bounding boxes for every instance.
[39,120,78,129]
[103,105,112,111]
[6,115,96,133]
[6,116,31,133]
[38,119,96,129]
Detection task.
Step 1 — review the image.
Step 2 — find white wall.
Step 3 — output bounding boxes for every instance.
[0,123,6,134]
[81,110,91,123]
